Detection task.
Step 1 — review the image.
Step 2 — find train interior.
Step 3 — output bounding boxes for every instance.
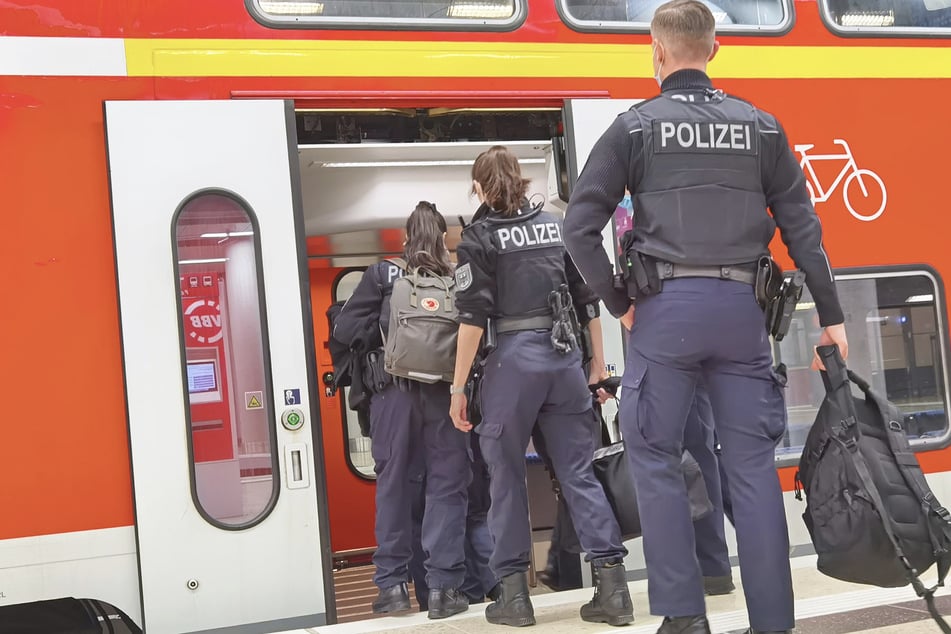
[296,107,576,621]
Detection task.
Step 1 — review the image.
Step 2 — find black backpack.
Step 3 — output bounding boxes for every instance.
[326,299,372,438]
[795,345,951,632]
[326,300,353,393]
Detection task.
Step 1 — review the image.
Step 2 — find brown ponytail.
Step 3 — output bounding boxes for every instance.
[471,145,532,217]
[404,201,453,277]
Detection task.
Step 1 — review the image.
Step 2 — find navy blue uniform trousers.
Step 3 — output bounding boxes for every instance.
[620,278,792,631]
[685,386,732,579]
[477,330,627,578]
[370,381,471,590]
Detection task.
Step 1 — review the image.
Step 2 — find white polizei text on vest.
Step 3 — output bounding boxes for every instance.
[659,122,752,150]
[496,222,562,250]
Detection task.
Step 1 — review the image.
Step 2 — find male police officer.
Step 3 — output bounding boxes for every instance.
[563,2,849,633]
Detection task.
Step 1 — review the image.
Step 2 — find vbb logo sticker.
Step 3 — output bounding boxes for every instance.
[184,299,223,344]
[795,139,886,222]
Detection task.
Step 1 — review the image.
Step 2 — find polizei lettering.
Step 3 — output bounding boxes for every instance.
[495,222,563,251]
[652,120,757,155]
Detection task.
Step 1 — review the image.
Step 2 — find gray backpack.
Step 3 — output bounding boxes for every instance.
[383,259,458,384]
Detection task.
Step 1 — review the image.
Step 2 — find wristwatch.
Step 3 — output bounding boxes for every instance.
[450,385,466,395]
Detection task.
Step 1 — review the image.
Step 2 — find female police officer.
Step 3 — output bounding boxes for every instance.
[334,202,471,620]
[448,146,633,628]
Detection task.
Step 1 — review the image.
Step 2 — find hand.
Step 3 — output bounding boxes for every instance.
[450,392,472,432]
[811,323,849,371]
[620,305,635,331]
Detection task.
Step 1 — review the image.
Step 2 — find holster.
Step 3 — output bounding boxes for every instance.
[465,319,496,427]
[765,270,807,340]
[627,249,664,299]
[754,255,783,309]
[362,348,392,394]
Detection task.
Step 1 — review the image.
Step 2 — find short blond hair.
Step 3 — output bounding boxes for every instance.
[651,0,716,62]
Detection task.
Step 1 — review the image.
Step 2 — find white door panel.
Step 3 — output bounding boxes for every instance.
[105,99,329,633]
[564,98,643,433]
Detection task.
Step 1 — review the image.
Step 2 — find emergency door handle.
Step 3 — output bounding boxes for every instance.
[284,443,310,490]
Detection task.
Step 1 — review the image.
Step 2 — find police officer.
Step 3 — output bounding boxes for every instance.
[449,145,634,628]
[334,202,471,620]
[563,2,849,632]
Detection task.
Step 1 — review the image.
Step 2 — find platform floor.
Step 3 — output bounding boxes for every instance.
[308,555,951,634]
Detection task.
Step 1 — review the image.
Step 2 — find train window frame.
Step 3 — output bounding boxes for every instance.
[331,266,377,482]
[772,264,951,469]
[245,0,527,32]
[172,188,282,531]
[555,0,795,35]
[819,0,951,38]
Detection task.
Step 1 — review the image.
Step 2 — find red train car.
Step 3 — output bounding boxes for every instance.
[1,0,949,631]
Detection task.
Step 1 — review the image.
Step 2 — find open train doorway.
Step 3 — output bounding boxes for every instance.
[294,105,598,623]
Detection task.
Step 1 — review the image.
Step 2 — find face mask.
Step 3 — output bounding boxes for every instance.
[653,45,663,89]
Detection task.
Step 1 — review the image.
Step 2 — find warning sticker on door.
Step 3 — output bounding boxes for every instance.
[245,391,264,410]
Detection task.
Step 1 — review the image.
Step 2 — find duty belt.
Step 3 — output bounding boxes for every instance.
[655,261,757,286]
[495,315,554,334]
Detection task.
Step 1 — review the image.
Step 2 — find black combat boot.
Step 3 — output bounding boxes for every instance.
[580,563,635,626]
[427,587,469,619]
[703,574,736,595]
[371,582,411,614]
[485,571,535,627]
[656,615,712,634]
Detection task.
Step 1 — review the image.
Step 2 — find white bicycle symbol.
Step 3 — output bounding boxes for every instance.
[795,139,887,222]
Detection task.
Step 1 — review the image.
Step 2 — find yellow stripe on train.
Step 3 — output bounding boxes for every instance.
[123,38,951,79]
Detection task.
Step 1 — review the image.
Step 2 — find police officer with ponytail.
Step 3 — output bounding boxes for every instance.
[563,2,848,633]
[449,145,634,628]
[334,202,471,620]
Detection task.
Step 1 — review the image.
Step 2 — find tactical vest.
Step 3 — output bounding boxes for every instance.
[630,89,774,266]
[486,206,568,325]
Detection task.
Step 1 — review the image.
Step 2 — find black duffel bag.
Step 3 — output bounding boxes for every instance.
[592,441,714,541]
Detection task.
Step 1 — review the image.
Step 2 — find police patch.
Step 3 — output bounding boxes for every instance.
[455,263,473,291]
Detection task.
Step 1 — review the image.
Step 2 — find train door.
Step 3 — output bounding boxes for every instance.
[104,100,333,633]
[562,98,642,421]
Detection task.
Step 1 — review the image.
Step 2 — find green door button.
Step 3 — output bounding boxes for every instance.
[281,408,305,431]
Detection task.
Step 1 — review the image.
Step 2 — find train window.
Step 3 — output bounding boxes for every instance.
[773,270,949,464]
[173,192,280,528]
[247,0,525,30]
[334,269,376,480]
[558,0,791,32]
[822,0,951,34]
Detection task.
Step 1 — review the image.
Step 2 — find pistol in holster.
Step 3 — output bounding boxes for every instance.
[765,270,806,340]
[615,231,663,300]
[754,255,784,309]
[465,318,497,427]
[548,284,581,355]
